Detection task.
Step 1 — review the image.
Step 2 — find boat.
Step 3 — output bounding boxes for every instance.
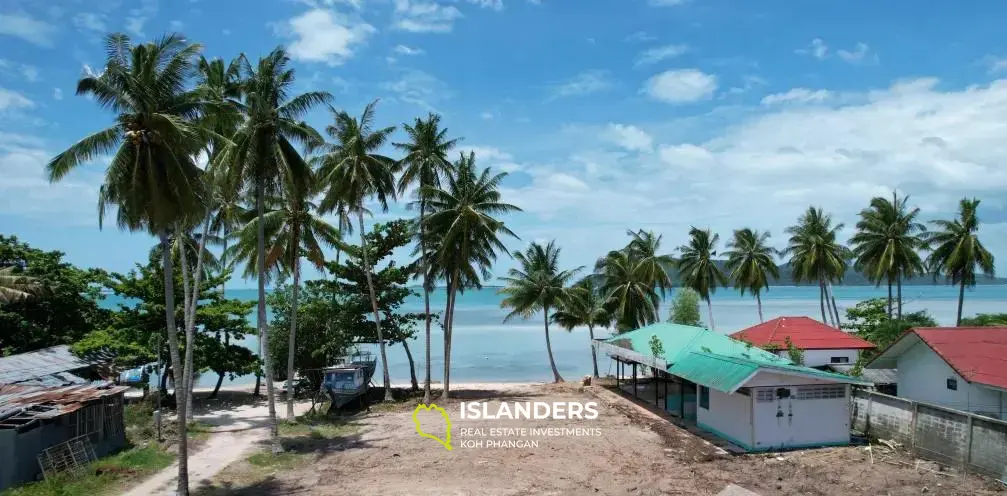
[320,350,377,410]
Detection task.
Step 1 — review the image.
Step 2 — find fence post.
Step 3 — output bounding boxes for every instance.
[963,414,974,471]
[865,391,874,437]
[910,402,919,453]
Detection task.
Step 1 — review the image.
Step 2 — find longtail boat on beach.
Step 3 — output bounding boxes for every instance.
[321,350,376,410]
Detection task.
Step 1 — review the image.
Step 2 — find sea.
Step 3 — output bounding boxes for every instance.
[100,284,1007,387]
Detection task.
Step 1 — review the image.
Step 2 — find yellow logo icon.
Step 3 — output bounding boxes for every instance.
[413,403,453,451]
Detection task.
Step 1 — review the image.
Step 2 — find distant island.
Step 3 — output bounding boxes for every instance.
[681,260,1007,287]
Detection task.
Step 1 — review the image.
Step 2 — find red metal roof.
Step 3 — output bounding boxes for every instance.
[913,327,1007,391]
[730,316,876,350]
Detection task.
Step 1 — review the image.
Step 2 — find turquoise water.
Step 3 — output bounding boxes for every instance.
[101,284,1007,386]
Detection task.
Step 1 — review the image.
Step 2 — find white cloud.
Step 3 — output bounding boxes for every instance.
[393,44,425,55]
[53,88,63,101]
[837,42,877,64]
[0,134,102,222]
[642,69,717,103]
[761,88,832,106]
[381,69,452,110]
[466,0,504,10]
[458,145,523,172]
[648,0,687,5]
[19,65,39,82]
[0,12,57,46]
[635,44,689,66]
[603,124,653,152]
[125,0,158,37]
[982,56,1007,74]
[392,0,463,33]
[169,20,185,31]
[796,38,828,59]
[726,75,767,96]
[0,88,34,110]
[549,70,614,99]
[72,13,107,32]
[625,31,657,43]
[279,9,376,65]
[480,111,495,119]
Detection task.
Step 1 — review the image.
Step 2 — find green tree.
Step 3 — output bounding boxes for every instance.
[624,230,675,298]
[851,192,926,319]
[668,287,703,327]
[553,277,610,377]
[500,241,582,383]
[784,336,804,365]
[218,47,330,451]
[648,334,665,360]
[677,227,727,331]
[923,198,996,326]
[783,207,848,327]
[45,34,208,492]
[0,266,39,305]
[597,250,661,332]
[960,313,1007,326]
[843,297,936,359]
[318,100,398,401]
[394,113,459,405]
[724,228,779,323]
[424,152,520,397]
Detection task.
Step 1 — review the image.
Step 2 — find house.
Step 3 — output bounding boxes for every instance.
[597,323,870,452]
[0,382,128,490]
[0,345,99,386]
[866,327,1007,419]
[731,316,876,368]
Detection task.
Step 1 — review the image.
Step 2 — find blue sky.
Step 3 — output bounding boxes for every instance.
[2,0,1007,286]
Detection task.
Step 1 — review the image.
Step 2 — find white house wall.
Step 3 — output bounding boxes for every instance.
[897,341,1005,418]
[697,388,753,449]
[751,384,851,450]
[773,349,861,367]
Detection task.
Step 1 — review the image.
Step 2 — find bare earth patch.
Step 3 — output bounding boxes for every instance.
[197,383,1003,496]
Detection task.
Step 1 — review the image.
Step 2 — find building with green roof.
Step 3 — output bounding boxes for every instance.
[595,322,869,452]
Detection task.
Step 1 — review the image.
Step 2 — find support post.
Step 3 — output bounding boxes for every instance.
[964,414,974,471]
[654,368,659,406]
[632,363,637,398]
[680,379,685,419]
[910,402,919,453]
[865,391,874,437]
[615,359,620,388]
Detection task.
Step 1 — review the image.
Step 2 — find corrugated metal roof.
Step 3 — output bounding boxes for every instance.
[0,382,128,425]
[731,316,876,350]
[604,322,792,365]
[827,364,897,385]
[670,351,871,393]
[0,345,92,384]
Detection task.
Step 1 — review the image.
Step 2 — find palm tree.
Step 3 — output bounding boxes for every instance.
[318,100,398,401]
[624,230,675,297]
[217,47,330,450]
[500,241,581,382]
[924,198,996,326]
[783,207,848,327]
[851,192,926,319]
[394,113,459,405]
[724,229,779,323]
[0,267,39,304]
[596,250,661,331]
[424,152,520,397]
[677,228,727,331]
[553,277,610,377]
[46,33,207,495]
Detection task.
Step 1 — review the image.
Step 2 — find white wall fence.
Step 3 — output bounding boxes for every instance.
[851,389,1007,480]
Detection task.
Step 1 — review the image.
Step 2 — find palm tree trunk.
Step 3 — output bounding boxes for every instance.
[358,210,393,402]
[957,279,965,327]
[827,281,841,328]
[211,372,224,399]
[886,273,893,319]
[588,324,599,378]
[158,230,188,496]
[818,281,828,324]
[402,340,419,391]
[756,292,764,323]
[443,279,455,399]
[706,298,716,331]
[183,215,212,422]
[544,306,563,382]
[286,257,300,420]
[257,181,282,453]
[419,201,433,405]
[897,273,903,320]
[177,231,195,423]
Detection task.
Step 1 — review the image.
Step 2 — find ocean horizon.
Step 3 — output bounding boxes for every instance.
[102,284,1007,387]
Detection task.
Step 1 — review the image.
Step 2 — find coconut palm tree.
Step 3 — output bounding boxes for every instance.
[851,192,927,319]
[424,151,520,397]
[596,250,661,331]
[394,113,459,405]
[924,198,996,326]
[500,241,581,383]
[317,100,398,401]
[783,207,848,327]
[0,267,39,304]
[46,33,207,495]
[624,230,675,297]
[677,227,727,331]
[724,228,779,323]
[553,277,610,377]
[217,47,330,451]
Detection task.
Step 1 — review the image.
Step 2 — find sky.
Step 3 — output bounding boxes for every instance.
[2,0,1007,287]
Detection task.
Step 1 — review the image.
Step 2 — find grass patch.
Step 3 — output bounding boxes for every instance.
[0,446,173,496]
[246,452,303,470]
[277,410,354,440]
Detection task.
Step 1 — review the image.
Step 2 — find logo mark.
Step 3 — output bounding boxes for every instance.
[413,403,453,451]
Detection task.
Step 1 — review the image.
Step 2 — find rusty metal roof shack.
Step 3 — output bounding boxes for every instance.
[0,345,96,385]
[0,382,128,490]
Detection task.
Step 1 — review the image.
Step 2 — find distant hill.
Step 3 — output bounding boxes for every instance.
[665,260,1007,286]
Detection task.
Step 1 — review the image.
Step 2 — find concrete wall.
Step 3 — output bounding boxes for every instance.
[773,348,861,367]
[896,341,1005,418]
[852,389,1007,480]
[751,383,850,451]
[697,387,753,449]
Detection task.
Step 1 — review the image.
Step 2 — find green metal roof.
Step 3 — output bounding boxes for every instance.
[604,322,871,393]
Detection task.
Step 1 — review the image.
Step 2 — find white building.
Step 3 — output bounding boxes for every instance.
[731,316,876,368]
[867,327,1007,419]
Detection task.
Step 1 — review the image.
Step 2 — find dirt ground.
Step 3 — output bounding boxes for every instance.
[197,383,1004,496]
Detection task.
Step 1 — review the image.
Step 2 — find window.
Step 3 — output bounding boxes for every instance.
[699,386,710,409]
[947,378,958,390]
[796,385,846,400]
[830,356,850,364]
[756,388,774,402]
